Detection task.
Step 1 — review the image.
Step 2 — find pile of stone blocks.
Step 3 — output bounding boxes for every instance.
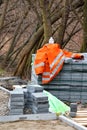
[23,88,28,107]
[26,84,49,114]
[38,60,87,103]
[32,54,87,103]
[8,84,49,115]
[69,103,77,118]
[31,92,49,114]
[9,88,24,115]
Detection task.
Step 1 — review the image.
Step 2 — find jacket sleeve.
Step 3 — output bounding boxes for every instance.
[63,50,84,59]
[34,47,47,75]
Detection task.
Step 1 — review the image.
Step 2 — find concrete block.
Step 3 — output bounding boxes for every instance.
[27,84,43,93]
[32,108,49,114]
[10,88,24,98]
[33,100,48,105]
[69,112,76,118]
[70,103,77,112]
[9,112,23,115]
[32,104,49,110]
[10,101,24,106]
[10,97,24,102]
[9,109,23,115]
[32,92,48,102]
[10,105,24,109]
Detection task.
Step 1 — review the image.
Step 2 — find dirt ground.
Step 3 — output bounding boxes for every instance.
[0,120,76,130]
[0,89,9,115]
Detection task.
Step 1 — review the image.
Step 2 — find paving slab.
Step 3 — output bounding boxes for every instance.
[32,109,49,114]
[27,84,43,93]
[10,105,24,109]
[9,108,23,113]
[10,103,24,107]
[32,103,49,109]
[10,97,24,102]
[32,92,48,102]
[32,107,49,112]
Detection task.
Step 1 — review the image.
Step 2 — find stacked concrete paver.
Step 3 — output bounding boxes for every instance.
[38,60,87,103]
[9,88,24,115]
[32,54,87,103]
[26,84,49,114]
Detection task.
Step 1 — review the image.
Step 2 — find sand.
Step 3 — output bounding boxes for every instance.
[0,120,76,130]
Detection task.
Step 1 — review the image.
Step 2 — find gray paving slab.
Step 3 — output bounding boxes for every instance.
[33,100,48,105]
[10,97,24,102]
[10,108,23,113]
[32,105,49,111]
[10,101,24,106]
[10,88,24,93]
[25,101,33,106]
[32,92,48,102]
[27,84,43,93]
[10,94,24,98]
[27,92,33,98]
[10,105,24,109]
[32,103,49,108]
[9,113,23,115]
[32,108,49,114]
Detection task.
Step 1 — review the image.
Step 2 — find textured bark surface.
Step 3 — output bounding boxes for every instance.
[57,0,70,47]
[0,0,9,29]
[80,0,87,52]
[39,0,52,43]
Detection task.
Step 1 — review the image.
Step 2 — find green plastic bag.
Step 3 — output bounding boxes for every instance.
[44,90,70,114]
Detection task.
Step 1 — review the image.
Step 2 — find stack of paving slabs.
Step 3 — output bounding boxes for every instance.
[23,88,29,107]
[26,84,49,114]
[31,54,38,84]
[31,92,49,114]
[31,53,87,103]
[69,103,77,117]
[9,88,24,115]
[25,84,44,109]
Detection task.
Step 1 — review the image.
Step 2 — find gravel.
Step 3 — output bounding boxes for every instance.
[0,89,10,115]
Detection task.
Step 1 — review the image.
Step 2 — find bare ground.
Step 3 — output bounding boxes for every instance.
[0,120,76,130]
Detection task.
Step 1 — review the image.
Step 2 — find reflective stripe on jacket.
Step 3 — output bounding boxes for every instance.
[34,43,83,84]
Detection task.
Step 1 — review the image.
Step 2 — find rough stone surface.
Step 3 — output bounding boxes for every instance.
[0,89,9,115]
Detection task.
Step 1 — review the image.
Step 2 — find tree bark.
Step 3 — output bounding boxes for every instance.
[80,0,87,52]
[0,0,9,29]
[39,0,52,43]
[57,0,70,47]
[4,11,28,64]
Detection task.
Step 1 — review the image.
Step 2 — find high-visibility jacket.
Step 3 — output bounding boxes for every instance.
[34,43,83,84]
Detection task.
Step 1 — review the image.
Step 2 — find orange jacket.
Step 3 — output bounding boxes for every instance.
[34,43,83,84]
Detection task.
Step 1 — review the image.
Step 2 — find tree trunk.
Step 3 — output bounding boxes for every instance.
[4,11,28,64]
[0,0,9,29]
[80,0,87,52]
[57,0,70,47]
[39,0,52,43]
[14,26,44,76]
